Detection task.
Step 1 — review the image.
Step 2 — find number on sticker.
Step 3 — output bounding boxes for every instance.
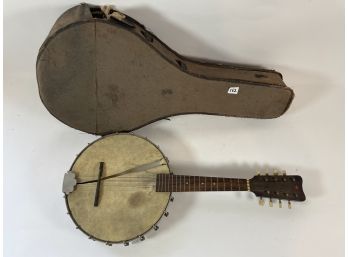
[227,87,239,94]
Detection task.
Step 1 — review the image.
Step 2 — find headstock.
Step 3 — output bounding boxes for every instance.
[250,172,305,209]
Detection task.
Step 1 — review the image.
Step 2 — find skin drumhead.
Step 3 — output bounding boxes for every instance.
[66,134,170,243]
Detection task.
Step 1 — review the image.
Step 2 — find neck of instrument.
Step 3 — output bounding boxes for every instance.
[155,174,249,192]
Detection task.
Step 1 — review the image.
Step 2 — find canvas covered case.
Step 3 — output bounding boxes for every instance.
[36,3,294,135]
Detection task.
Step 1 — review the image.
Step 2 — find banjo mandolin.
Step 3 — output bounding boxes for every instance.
[63,134,306,246]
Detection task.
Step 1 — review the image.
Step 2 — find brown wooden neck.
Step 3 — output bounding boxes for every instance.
[155,174,248,192]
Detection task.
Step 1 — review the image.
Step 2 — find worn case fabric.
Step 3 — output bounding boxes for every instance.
[36,3,294,135]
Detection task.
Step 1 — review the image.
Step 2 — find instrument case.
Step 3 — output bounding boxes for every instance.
[36,3,294,135]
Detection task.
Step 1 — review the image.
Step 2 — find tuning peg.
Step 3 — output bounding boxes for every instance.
[273,171,279,175]
[282,171,287,176]
[288,200,292,209]
[269,198,273,207]
[259,197,265,206]
[257,171,260,176]
[278,199,282,208]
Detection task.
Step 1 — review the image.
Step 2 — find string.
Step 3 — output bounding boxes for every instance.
[77,159,165,185]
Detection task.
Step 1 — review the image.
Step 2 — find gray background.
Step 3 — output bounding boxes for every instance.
[4,1,344,257]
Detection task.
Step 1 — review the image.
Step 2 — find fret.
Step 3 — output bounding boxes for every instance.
[205,177,207,191]
[159,174,161,192]
[237,179,240,191]
[168,174,173,192]
[189,176,191,191]
[166,174,168,192]
[175,175,177,192]
[168,174,170,192]
[193,176,195,191]
[223,178,225,191]
[160,174,162,191]
[182,175,184,192]
[180,175,181,192]
[170,175,172,192]
[164,174,166,192]
[165,174,167,192]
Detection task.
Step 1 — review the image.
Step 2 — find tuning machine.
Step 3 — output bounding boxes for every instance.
[288,200,292,209]
[269,198,273,207]
[278,199,282,208]
[259,197,265,206]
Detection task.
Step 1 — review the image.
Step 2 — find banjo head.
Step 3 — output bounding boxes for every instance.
[65,134,171,244]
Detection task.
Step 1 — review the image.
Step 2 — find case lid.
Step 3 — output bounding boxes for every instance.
[36,3,294,135]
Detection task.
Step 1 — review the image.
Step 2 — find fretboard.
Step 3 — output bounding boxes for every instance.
[155,174,248,192]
